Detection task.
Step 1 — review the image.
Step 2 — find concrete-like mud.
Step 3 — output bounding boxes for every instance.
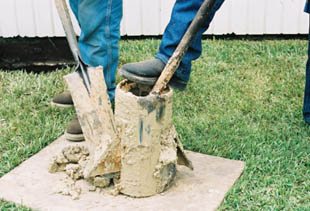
[49,145,119,199]
[115,80,186,197]
[48,79,193,199]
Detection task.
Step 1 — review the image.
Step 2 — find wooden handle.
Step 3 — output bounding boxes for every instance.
[151,0,217,95]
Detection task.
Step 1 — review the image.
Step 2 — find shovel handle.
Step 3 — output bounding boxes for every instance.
[151,0,217,95]
[54,0,79,63]
[55,0,92,93]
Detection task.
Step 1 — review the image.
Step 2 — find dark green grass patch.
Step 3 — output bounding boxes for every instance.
[0,39,309,210]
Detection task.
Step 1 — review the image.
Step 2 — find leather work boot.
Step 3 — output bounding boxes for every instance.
[65,117,84,142]
[64,101,115,142]
[51,91,74,108]
[119,59,187,90]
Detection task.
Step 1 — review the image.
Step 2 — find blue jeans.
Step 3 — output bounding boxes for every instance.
[69,0,122,101]
[156,0,225,83]
[303,15,310,123]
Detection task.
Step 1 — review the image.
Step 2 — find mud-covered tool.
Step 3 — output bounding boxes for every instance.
[152,0,217,94]
[55,0,91,94]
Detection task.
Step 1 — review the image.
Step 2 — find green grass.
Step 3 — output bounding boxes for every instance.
[1,39,309,210]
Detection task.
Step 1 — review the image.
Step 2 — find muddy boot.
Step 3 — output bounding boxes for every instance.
[119,59,187,90]
[65,117,84,142]
[51,91,74,108]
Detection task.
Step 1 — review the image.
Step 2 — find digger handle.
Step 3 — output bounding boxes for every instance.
[54,0,80,63]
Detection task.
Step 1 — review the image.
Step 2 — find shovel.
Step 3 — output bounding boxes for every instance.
[54,0,91,94]
[152,0,217,94]
[54,0,120,176]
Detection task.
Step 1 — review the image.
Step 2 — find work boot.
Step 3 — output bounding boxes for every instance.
[119,59,187,90]
[51,91,74,108]
[65,116,84,142]
[64,101,115,142]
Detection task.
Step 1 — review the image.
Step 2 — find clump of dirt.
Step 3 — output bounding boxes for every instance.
[65,164,83,180]
[49,145,120,199]
[53,176,82,200]
[48,145,89,174]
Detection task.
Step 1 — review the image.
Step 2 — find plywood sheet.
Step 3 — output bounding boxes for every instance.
[0,135,245,211]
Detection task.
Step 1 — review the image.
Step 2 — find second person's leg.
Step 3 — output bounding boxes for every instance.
[157,0,225,84]
[120,0,225,90]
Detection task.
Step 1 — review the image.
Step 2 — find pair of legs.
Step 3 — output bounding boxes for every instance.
[53,0,225,141]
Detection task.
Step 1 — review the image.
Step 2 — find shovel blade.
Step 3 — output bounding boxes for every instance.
[64,66,120,176]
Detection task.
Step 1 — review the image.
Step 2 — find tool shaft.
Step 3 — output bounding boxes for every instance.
[54,0,79,62]
[55,0,92,94]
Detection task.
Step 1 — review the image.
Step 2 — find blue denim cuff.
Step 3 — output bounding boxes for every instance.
[155,53,190,82]
[305,1,310,13]
[155,53,169,64]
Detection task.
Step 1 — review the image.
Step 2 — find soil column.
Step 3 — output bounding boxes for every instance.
[115,80,173,197]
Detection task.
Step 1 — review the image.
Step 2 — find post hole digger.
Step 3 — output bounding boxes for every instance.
[53,0,216,179]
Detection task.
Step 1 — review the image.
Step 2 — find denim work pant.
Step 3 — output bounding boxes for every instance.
[69,0,122,101]
[303,15,310,123]
[156,0,225,83]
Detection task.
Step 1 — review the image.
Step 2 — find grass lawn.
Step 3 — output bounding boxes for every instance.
[0,38,309,210]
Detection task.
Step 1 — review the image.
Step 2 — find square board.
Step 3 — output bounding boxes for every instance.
[0,135,244,211]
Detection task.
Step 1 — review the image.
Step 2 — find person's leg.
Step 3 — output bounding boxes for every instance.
[69,0,79,20]
[156,0,225,83]
[77,0,122,101]
[120,0,225,89]
[53,0,122,103]
[303,14,310,123]
[51,0,79,108]
[53,0,122,141]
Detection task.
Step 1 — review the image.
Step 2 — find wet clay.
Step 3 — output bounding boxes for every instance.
[49,145,119,199]
[48,78,192,199]
[115,80,190,197]
[53,176,82,200]
[48,145,89,174]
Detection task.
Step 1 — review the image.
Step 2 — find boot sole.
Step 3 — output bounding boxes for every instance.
[119,68,187,91]
[119,68,157,85]
[50,101,74,108]
[64,131,85,142]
